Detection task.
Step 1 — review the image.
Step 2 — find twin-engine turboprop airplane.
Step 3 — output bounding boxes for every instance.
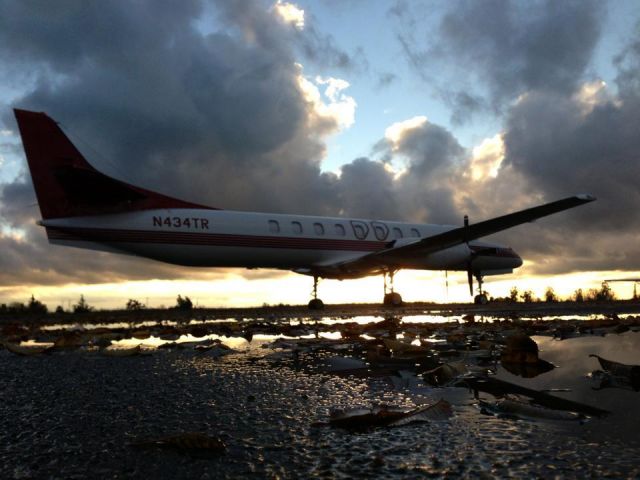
[13,109,595,308]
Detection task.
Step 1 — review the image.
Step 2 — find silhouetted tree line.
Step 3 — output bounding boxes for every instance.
[0,294,95,316]
[174,295,193,310]
[0,295,48,315]
[504,282,616,303]
[0,283,632,315]
[126,298,146,311]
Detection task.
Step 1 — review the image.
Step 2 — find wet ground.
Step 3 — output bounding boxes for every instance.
[1,311,640,479]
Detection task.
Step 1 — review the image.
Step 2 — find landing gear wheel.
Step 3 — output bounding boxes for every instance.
[474,293,489,305]
[308,298,324,310]
[383,292,403,307]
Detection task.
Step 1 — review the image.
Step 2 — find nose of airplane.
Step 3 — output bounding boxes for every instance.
[512,250,523,268]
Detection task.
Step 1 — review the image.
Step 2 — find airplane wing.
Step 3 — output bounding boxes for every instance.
[313,194,596,278]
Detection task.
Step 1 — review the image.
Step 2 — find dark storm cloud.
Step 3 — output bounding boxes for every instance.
[452,29,640,275]
[0,0,340,208]
[0,0,344,287]
[443,91,488,126]
[503,90,640,232]
[382,0,640,276]
[366,119,466,224]
[393,123,464,224]
[0,0,382,289]
[1,0,638,292]
[0,1,202,71]
[492,80,640,273]
[334,158,398,220]
[393,122,465,174]
[393,0,604,118]
[0,177,37,227]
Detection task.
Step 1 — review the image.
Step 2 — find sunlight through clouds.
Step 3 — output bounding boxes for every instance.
[573,79,621,114]
[384,116,428,149]
[468,133,504,181]
[297,68,357,131]
[273,0,305,30]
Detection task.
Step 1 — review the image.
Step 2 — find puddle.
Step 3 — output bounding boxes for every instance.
[2,311,640,477]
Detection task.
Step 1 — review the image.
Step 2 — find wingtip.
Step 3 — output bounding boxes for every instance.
[576,194,596,202]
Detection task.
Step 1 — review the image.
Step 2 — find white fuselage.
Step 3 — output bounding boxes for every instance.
[42,208,521,276]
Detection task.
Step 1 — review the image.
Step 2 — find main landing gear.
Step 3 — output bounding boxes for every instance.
[383,270,403,307]
[473,274,489,305]
[308,275,324,310]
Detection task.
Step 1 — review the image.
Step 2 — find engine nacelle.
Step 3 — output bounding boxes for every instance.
[421,243,471,270]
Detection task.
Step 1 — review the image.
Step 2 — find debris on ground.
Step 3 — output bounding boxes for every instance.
[423,361,469,386]
[501,332,555,377]
[3,341,54,356]
[589,354,640,391]
[461,375,609,417]
[326,399,453,430]
[480,396,583,421]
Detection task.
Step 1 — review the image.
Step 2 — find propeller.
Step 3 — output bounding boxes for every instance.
[445,270,449,297]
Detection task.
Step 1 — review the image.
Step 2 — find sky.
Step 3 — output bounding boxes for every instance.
[1,0,640,310]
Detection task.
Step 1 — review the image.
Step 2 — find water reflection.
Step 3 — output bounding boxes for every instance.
[112,333,249,350]
[4,310,640,477]
[496,332,640,446]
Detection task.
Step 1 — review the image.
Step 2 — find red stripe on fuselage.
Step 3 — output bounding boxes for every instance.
[46,227,387,252]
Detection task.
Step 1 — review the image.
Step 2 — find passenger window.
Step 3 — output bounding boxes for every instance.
[393,227,403,239]
[371,221,389,241]
[314,223,324,235]
[268,220,280,233]
[292,221,303,234]
[335,224,346,236]
[410,228,420,238]
[351,221,369,239]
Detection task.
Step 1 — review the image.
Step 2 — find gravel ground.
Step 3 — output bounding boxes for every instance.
[1,336,640,478]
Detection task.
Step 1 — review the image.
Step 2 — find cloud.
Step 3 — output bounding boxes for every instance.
[393,0,605,119]
[273,1,305,30]
[467,134,504,182]
[453,69,640,273]
[298,74,357,130]
[0,0,638,292]
[380,117,466,223]
[385,116,428,147]
[334,158,398,220]
[375,72,397,89]
[0,0,339,286]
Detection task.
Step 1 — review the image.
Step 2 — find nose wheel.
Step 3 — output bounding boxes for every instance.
[383,270,403,306]
[473,274,489,305]
[308,275,324,310]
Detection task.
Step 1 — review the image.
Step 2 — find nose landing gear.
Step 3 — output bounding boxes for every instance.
[473,274,489,305]
[383,270,403,307]
[308,275,324,310]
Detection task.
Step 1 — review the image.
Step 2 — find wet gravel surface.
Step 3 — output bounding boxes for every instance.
[2,346,640,479]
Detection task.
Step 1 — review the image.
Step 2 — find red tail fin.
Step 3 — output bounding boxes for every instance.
[13,109,214,219]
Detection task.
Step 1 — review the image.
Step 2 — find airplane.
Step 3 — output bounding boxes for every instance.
[13,108,596,309]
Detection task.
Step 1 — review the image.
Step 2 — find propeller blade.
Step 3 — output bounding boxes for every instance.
[465,214,474,296]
